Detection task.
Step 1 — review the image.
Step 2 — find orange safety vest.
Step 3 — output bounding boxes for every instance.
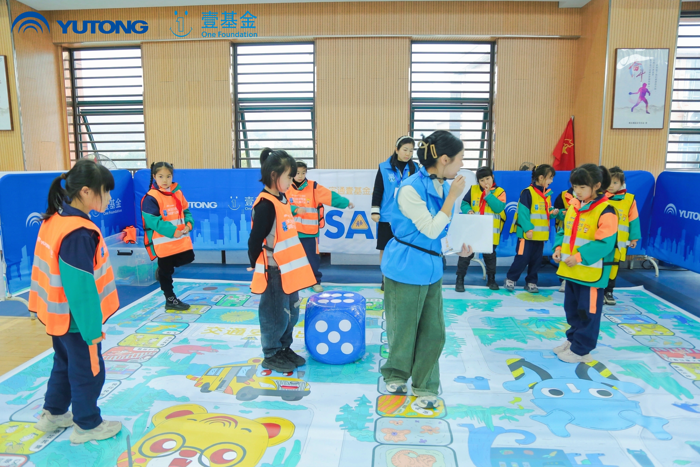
[28,214,120,337]
[288,181,333,236]
[250,192,316,294]
[142,185,193,260]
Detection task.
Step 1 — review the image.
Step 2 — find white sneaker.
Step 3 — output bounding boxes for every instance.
[312,284,324,293]
[415,395,439,409]
[553,340,571,354]
[504,279,515,292]
[69,420,122,444]
[558,280,566,293]
[386,382,407,394]
[35,409,73,432]
[557,349,593,363]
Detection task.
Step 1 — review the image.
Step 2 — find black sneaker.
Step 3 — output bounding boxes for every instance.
[281,347,306,367]
[604,292,616,306]
[165,296,190,311]
[455,275,465,293]
[262,352,295,373]
[487,274,499,291]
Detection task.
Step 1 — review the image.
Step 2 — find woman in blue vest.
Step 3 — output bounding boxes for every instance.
[371,135,418,290]
[380,130,472,410]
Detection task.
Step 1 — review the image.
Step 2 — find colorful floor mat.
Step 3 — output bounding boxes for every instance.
[1,280,700,466]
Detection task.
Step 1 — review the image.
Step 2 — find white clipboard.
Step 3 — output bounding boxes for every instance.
[443,213,494,255]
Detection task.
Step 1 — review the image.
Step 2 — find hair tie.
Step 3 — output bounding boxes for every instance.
[420,140,438,159]
[533,165,538,171]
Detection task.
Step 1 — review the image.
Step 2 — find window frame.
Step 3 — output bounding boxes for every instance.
[64,46,146,171]
[668,13,700,171]
[232,42,316,168]
[409,41,496,170]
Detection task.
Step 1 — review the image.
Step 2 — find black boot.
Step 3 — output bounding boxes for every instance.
[487,274,499,291]
[455,275,465,293]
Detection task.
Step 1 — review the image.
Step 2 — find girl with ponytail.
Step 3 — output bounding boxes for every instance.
[30,159,122,443]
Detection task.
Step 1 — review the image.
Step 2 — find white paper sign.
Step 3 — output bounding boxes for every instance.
[444,213,494,254]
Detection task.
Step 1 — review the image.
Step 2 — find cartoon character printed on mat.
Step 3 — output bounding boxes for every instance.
[0,422,63,455]
[503,351,671,440]
[187,358,310,401]
[117,404,295,467]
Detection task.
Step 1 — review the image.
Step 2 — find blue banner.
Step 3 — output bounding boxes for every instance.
[134,169,263,250]
[0,170,135,293]
[646,172,700,273]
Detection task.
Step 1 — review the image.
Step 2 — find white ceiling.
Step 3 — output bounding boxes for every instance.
[20,0,594,11]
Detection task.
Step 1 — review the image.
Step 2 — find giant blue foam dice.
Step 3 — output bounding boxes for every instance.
[305,291,366,364]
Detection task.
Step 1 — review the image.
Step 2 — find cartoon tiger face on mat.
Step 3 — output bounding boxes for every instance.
[117,404,295,467]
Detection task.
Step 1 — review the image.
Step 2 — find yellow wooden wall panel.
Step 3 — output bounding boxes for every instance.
[0,0,24,171]
[316,38,410,169]
[601,0,681,175]
[493,39,577,170]
[46,2,580,44]
[142,40,232,168]
[9,0,67,171]
[571,0,609,166]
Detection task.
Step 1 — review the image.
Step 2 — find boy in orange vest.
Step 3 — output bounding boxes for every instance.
[141,162,195,310]
[289,161,354,292]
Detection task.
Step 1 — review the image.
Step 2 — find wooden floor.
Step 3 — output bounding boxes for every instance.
[0,317,52,375]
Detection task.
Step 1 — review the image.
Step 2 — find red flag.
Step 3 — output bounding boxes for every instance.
[552,117,575,171]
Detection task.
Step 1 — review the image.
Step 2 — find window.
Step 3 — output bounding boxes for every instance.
[668,15,700,171]
[64,47,145,171]
[233,43,315,168]
[410,42,495,170]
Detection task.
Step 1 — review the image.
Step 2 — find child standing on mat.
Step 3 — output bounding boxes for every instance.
[455,166,506,292]
[289,161,354,293]
[30,160,122,443]
[141,162,195,311]
[372,135,418,290]
[604,166,641,305]
[553,164,618,363]
[248,149,317,373]
[505,164,559,293]
[554,186,575,293]
[381,131,473,409]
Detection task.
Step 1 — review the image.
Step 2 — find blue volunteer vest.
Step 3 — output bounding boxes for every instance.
[381,167,449,286]
[379,157,413,224]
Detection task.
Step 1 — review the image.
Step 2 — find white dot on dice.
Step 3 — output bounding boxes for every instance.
[319,299,329,304]
[331,299,341,303]
[328,331,340,343]
[343,299,354,303]
[341,343,354,354]
[339,320,352,332]
[315,320,328,332]
[317,343,329,355]
[331,293,341,297]
[343,293,353,297]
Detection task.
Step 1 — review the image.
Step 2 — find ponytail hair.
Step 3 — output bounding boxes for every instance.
[260,148,297,188]
[416,131,464,169]
[531,164,555,183]
[45,159,115,219]
[569,164,611,195]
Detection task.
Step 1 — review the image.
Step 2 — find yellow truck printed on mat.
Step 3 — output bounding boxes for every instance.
[187,357,310,402]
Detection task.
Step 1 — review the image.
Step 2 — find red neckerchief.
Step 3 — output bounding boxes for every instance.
[530,184,550,215]
[569,195,607,252]
[479,183,498,215]
[153,182,183,217]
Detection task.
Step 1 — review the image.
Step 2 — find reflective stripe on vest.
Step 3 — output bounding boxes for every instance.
[606,193,634,261]
[510,186,552,241]
[250,192,317,294]
[469,185,506,246]
[28,213,119,336]
[556,200,612,283]
[145,187,193,258]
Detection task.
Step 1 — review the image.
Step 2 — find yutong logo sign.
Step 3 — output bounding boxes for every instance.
[11,11,148,35]
[665,203,700,221]
[57,20,148,34]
